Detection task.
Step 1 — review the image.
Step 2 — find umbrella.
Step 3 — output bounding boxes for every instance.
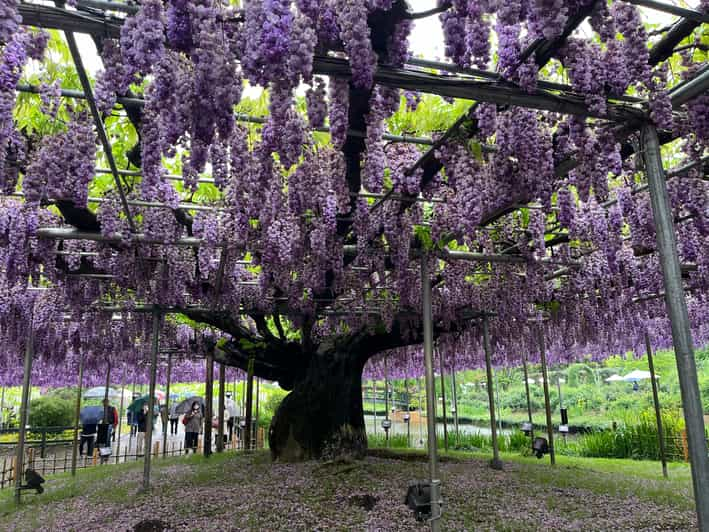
[622,370,655,382]
[173,396,204,415]
[83,386,122,399]
[127,392,166,414]
[173,396,239,417]
[604,374,624,382]
[79,405,103,425]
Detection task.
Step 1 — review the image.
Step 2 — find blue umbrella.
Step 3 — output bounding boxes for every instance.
[79,406,103,425]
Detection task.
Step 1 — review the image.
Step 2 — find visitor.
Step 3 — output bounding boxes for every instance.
[127,409,134,436]
[136,403,149,455]
[183,401,203,454]
[169,404,179,435]
[226,413,234,443]
[159,404,168,434]
[79,420,97,456]
[101,398,119,443]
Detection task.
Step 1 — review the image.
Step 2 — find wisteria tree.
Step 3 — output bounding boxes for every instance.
[0,0,707,462]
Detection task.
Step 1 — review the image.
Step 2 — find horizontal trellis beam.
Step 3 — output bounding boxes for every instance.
[313,57,645,122]
[405,58,647,105]
[668,65,709,107]
[36,227,204,247]
[19,3,122,37]
[623,0,709,23]
[75,0,138,14]
[15,84,434,146]
[21,4,644,121]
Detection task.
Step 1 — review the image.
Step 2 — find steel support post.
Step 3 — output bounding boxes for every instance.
[421,256,442,531]
[162,352,172,457]
[204,349,214,457]
[645,333,668,478]
[244,358,255,451]
[537,325,556,466]
[15,314,34,505]
[384,356,390,447]
[451,362,460,448]
[438,349,449,452]
[522,353,535,447]
[217,363,226,453]
[482,317,503,470]
[142,309,160,491]
[115,372,125,463]
[642,122,709,529]
[71,353,84,476]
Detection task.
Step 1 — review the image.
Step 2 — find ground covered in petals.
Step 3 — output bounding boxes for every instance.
[0,450,696,531]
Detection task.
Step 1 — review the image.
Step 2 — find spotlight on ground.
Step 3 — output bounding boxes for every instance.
[532,437,549,459]
[22,469,45,494]
[405,481,432,521]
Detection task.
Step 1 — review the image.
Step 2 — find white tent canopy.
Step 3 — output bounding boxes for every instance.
[605,374,624,382]
[622,370,657,382]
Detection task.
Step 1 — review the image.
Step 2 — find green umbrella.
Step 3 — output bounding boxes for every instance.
[127,392,165,414]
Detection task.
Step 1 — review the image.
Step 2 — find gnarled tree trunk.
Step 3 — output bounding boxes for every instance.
[268,348,367,462]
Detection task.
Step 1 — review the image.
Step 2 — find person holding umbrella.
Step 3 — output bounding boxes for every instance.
[183,401,203,454]
[79,405,102,457]
[136,403,149,455]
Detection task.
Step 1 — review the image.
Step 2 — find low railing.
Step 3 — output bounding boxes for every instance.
[0,427,266,490]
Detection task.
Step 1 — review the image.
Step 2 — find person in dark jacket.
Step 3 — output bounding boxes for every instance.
[80,421,97,456]
[136,404,148,455]
[183,401,203,454]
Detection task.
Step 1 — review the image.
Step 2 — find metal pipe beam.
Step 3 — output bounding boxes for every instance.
[421,256,442,531]
[63,30,137,233]
[76,0,139,14]
[624,0,709,23]
[641,122,709,531]
[669,66,709,107]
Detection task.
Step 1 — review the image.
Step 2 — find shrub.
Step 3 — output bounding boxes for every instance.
[257,389,288,429]
[700,377,709,413]
[27,396,74,431]
[568,409,685,461]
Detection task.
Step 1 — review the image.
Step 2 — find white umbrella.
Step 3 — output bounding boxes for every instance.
[83,386,122,399]
[623,370,655,382]
[604,374,624,382]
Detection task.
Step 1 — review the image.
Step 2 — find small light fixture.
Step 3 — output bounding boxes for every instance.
[532,437,549,459]
[520,421,533,435]
[405,481,432,521]
[381,419,392,430]
[403,413,411,423]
